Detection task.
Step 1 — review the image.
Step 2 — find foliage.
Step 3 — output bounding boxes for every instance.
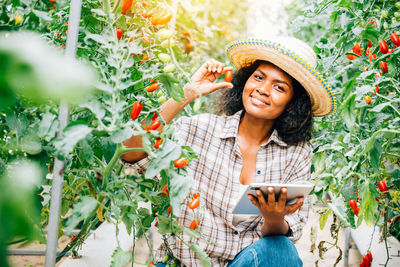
[0,0,248,266]
[289,0,400,265]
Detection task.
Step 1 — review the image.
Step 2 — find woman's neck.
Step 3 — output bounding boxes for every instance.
[238,111,274,146]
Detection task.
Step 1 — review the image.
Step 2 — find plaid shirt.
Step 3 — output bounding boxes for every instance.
[123,110,312,266]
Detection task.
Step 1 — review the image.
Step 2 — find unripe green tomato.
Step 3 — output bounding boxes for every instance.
[158,53,171,63]
[145,100,152,105]
[395,12,400,19]
[163,63,176,73]
[193,98,202,112]
[160,39,175,48]
[157,29,174,40]
[188,52,194,57]
[383,21,389,30]
[381,10,389,19]
[157,96,167,104]
[147,91,153,97]
[392,18,398,24]
[373,8,380,14]
[396,2,400,9]
[157,90,164,97]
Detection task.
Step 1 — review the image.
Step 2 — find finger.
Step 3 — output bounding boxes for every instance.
[286,197,304,214]
[211,82,234,91]
[278,187,287,208]
[217,65,223,73]
[256,189,268,207]
[248,194,260,208]
[222,67,234,73]
[267,187,275,205]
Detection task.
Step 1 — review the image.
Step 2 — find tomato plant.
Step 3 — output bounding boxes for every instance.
[0,0,248,266]
[291,0,400,265]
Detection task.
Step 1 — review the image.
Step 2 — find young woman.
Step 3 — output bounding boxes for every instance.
[122,37,336,266]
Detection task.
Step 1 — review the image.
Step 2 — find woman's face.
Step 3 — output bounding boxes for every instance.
[242,63,294,120]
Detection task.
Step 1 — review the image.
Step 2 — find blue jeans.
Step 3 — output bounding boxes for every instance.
[156,235,302,267]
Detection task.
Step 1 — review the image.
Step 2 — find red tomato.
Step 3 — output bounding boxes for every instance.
[189,219,200,230]
[130,101,143,120]
[379,40,388,54]
[367,39,373,47]
[116,28,123,40]
[168,206,171,213]
[193,193,200,199]
[225,70,233,82]
[366,21,375,26]
[390,32,400,46]
[188,197,200,210]
[182,30,190,36]
[346,53,357,60]
[186,42,193,51]
[349,199,358,210]
[378,180,388,192]
[379,61,388,73]
[362,255,370,267]
[147,81,159,92]
[174,158,189,168]
[352,43,362,56]
[161,184,169,196]
[375,85,379,94]
[367,251,373,262]
[121,0,133,14]
[147,118,161,131]
[154,137,163,149]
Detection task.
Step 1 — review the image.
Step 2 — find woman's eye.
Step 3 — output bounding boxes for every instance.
[254,75,262,80]
[275,85,284,91]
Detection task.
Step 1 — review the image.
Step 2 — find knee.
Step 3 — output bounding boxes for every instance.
[257,235,302,266]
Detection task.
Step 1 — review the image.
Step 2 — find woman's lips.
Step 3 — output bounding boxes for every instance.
[250,95,269,106]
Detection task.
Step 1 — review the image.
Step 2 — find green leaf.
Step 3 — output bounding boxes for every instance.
[38,112,59,142]
[340,93,356,131]
[169,170,193,217]
[54,123,92,159]
[157,74,185,102]
[64,196,98,234]
[110,247,131,267]
[369,139,382,172]
[188,243,211,267]
[319,209,332,230]
[361,24,380,44]
[145,139,182,179]
[360,182,378,226]
[370,102,391,113]
[110,127,134,143]
[184,228,202,239]
[21,135,42,155]
[327,197,351,227]
[31,10,53,21]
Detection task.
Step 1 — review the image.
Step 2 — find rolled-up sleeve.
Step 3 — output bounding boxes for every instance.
[284,142,313,242]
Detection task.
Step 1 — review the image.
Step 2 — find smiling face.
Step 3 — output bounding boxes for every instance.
[242,62,294,120]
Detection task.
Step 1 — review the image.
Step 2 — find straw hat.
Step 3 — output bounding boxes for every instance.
[226,37,336,116]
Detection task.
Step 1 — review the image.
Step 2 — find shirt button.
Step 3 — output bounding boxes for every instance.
[256,170,261,175]
[234,231,239,235]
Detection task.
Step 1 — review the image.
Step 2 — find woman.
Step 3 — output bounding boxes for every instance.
[122,36,336,266]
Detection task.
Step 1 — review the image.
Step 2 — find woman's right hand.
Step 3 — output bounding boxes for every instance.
[184,59,234,100]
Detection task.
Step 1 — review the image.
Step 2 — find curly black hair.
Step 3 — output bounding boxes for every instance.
[215,60,312,145]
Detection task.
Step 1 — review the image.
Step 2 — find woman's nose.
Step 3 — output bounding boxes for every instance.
[257,81,271,96]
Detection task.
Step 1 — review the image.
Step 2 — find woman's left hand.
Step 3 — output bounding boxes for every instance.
[248,187,304,223]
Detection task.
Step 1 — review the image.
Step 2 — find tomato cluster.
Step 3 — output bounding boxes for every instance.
[359,251,373,267]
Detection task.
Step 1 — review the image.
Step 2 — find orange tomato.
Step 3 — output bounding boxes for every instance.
[364,95,371,105]
[186,42,193,50]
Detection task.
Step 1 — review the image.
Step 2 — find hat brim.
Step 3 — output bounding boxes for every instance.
[226,39,336,116]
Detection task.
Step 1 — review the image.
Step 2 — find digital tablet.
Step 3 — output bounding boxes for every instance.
[232,183,314,215]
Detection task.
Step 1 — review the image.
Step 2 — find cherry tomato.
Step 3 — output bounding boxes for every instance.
[349,199,358,210]
[154,221,158,227]
[368,39,373,47]
[379,40,388,54]
[193,193,200,199]
[116,28,123,40]
[168,206,171,213]
[186,42,193,50]
[378,180,388,192]
[157,12,172,25]
[148,261,155,266]
[364,95,371,105]
[352,42,362,56]
[188,197,200,209]
[379,61,388,73]
[362,255,370,267]
[346,53,357,60]
[147,118,161,131]
[182,30,190,36]
[189,219,200,230]
[161,184,169,196]
[225,70,233,82]
[154,137,163,149]
[174,158,189,168]
[367,251,373,262]
[121,0,133,14]
[375,85,379,94]
[390,32,400,46]
[366,21,375,26]
[130,101,143,120]
[147,81,159,92]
